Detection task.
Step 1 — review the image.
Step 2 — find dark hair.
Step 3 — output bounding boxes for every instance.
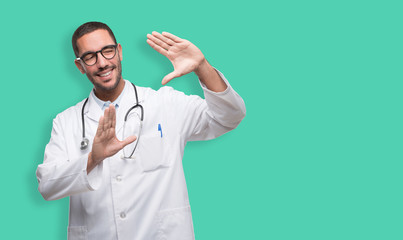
[72,21,117,58]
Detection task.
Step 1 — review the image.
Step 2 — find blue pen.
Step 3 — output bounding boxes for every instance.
[158,124,163,138]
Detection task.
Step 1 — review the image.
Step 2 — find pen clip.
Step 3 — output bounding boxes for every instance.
[158,123,163,138]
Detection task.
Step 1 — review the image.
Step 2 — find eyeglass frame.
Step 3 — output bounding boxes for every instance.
[76,44,118,66]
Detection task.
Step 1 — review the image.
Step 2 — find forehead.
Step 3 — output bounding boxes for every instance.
[76,29,115,54]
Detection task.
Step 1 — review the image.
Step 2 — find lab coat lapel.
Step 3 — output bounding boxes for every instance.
[85,92,103,123]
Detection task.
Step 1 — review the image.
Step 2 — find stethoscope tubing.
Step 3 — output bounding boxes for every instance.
[80,83,143,151]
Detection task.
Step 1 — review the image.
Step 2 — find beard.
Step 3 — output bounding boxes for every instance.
[86,55,123,92]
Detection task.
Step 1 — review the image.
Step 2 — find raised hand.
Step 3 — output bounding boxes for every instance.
[87,105,136,173]
[146,31,205,85]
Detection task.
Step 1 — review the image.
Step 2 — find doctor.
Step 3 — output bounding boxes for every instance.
[36,21,245,240]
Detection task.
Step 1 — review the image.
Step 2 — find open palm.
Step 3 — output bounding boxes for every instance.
[91,105,136,164]
[147,31,205,85]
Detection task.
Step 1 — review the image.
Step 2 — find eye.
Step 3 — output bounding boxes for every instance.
[102,47,115,56]
[83,54,95,61]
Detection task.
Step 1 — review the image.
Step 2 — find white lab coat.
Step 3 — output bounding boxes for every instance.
[36,70,246,240]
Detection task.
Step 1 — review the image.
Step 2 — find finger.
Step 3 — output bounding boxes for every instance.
[147,34,170,51]
[146,39,168,57]
[151,31,175,46]
[120,135,137,148]
[103,107,110,132]
[161,32,182,43]
[111,105,116,131]
[107,105,116,137]
[109,104,116,129]
[162,71,181,85]
[96,116,105,136]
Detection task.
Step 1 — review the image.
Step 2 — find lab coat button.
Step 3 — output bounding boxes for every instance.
[116,175,122,182]
[120,212,126,218]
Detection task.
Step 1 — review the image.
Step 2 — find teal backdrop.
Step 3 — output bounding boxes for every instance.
[1,0,402,239]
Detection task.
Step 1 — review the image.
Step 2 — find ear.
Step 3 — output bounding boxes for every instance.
[117,43,123,61]
[74,59,86,74]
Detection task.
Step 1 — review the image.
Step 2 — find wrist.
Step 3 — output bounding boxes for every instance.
[87,152,93,174]
[194,58,210,77]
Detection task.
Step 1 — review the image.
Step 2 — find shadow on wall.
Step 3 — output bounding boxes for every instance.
[63,29,96,100]
[28,29,79,239]
[29,116,68,239]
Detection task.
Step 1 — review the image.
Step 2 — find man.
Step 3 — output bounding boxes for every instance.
[36,21,245,240]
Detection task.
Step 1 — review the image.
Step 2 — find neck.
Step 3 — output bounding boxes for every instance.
[94,78,125,102]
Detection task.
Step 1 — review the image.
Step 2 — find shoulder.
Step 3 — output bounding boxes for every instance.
[53,98,87,123]
[133,84,184,102]
[125,79,198,99]
[154,86,202,101]
[154,86,205,110]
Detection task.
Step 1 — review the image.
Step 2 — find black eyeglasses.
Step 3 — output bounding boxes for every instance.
[76,45,117,66]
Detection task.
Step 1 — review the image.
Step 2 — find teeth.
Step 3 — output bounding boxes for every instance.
[100,71,111,77]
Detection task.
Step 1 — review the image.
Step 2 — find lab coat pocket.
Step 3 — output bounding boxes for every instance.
[138,135,168,172]
[67,226,88,240]
[156,206,195,240]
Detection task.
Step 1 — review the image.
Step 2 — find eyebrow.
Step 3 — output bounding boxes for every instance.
[80,44,116,57]
[80,50,94,58]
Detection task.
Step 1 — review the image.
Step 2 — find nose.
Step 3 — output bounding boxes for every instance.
[96,52,108,68]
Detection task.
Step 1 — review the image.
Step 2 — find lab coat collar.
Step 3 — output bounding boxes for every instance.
[84,80,144,134]
[85,92,103,124]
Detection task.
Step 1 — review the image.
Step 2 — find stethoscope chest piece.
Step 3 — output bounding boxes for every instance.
[81,138,89,150]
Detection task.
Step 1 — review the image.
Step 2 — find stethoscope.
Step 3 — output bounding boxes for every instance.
[80,83,144,158]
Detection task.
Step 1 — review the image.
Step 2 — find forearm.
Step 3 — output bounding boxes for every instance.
[194,59,227,92]
[186,69,246,141]
[37,154,102,200]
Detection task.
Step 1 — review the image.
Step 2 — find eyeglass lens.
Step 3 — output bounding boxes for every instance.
[82,45,116,66]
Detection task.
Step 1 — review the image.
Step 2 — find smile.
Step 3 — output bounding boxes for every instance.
[99,71,112,77]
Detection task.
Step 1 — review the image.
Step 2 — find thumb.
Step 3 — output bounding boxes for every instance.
[121,135,137,148]
[162,71,181,85]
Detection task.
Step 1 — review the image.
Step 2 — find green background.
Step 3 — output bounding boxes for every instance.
[2,0,402,239]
